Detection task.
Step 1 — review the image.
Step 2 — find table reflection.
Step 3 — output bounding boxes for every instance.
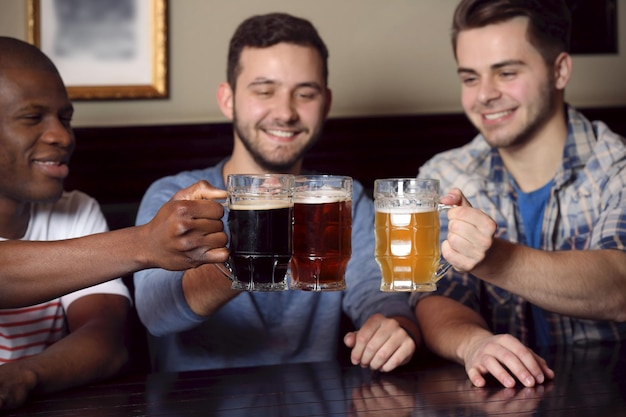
[144,361,353,416]
[411,362,550,416]
[5,342,626,416]
[409,341,626,417]
[349,373,417,417]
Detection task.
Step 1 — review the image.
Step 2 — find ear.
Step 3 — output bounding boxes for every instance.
[216,82,235,120]
[553,52,572,91]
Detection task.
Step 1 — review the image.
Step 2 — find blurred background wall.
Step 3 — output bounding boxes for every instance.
[1,0,624,127]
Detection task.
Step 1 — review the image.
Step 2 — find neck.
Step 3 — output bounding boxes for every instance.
[0,201,31,240]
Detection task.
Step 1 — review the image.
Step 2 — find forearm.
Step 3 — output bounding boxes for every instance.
[22,297,129,396]
[27,326,127,396]
[416,296,492,365]
[0,231,148,308]
[474,240,626,321]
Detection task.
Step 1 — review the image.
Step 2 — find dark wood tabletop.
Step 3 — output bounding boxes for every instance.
[6,341,626,416]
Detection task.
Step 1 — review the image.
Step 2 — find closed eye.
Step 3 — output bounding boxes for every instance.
[295,90,319,100]
[459,75,478,86]
[498,70,517,80]
[21,113,43,124]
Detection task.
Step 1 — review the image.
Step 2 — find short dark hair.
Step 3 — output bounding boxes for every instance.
[451,0,571,65]
[226,12,329,89]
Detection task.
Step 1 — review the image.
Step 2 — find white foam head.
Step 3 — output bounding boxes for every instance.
[375,205,435,214]
[294,188,350,204]
[229,200,292,210]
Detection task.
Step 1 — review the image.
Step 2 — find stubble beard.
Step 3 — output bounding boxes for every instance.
[233,114,322,173]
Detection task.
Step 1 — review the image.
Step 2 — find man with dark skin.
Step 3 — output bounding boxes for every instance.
[0,38,229,310]
[0,36,228,409]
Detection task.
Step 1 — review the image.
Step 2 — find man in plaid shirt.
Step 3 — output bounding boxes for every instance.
[412,0,626,389]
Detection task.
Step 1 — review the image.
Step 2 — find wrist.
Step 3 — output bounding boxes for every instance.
[393,316,422,350]
[182,264,239,316]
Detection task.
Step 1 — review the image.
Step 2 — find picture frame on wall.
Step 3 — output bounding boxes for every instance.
[27,0,168,100]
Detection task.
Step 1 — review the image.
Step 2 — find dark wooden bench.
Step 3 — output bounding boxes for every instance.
[68,107,625,230]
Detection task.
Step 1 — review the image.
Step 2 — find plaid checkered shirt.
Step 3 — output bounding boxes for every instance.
[410,105,626,347]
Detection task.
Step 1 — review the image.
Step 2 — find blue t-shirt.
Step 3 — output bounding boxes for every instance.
[514,179,554,347]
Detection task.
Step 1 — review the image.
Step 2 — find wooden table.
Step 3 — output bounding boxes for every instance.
[6,341,626,416]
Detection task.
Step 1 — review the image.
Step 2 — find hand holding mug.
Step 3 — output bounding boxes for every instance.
[440,188,497,274]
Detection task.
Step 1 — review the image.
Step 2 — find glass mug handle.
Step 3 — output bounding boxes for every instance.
[204,200,236,280]
[435,203,455,280]
[213,260,235,281]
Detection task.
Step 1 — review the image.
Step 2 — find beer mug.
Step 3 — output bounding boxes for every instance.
[226,174,295,291]
[374,178,451,292]
[290,175,352,291]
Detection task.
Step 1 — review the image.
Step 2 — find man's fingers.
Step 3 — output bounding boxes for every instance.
[482,355,517,388]
[464,335,554,389]
[441,188,473,207]
[175,200,226,221]
[466,366,487,388]
[172,180,228,201]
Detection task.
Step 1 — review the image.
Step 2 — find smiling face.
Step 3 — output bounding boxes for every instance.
[455,16,565,150]
[218,43,331,173]
[0,67,75,206]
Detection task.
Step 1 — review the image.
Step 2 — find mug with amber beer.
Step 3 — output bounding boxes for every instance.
[290,175,352,291]
[374,178,451,292]
[226,174,295,291]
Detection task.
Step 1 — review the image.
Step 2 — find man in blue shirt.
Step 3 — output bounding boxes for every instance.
[134,12,419,373]
[412,0,626,389]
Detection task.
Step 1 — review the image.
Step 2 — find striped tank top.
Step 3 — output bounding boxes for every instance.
[0,300,67,363]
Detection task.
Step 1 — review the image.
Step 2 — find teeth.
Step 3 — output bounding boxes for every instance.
[266,129,295,138]
[34,160,60,165]
[484,111,511,120]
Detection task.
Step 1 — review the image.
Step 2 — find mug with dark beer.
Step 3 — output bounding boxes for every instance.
[290,175,352,291]
[226,173,295,291]
[374,178,451,292]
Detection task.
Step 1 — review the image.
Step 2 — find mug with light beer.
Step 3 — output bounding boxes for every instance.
[290,175,352,291]
[374,178,451,292]
[226,174,294,291]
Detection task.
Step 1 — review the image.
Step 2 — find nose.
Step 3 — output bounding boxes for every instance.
[273,92,299,123]
[476,77,501,105]
[41,117,74,148]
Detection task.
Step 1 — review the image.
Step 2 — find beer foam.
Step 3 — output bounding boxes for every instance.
[294,189,349,204]
[376,206,434,214]
[229,200,292,210]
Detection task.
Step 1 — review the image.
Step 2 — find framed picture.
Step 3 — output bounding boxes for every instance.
[27,0,168,100]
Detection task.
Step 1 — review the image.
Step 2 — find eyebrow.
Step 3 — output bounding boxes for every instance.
[457,59,526,75]
[14,103,75,116]
[247,78,323,91]
[295,82,323,91]
[247,78,275,87]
